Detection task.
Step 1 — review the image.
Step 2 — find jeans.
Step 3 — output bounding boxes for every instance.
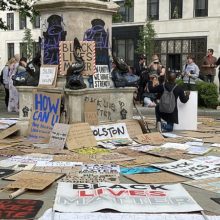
[161,122,174,132]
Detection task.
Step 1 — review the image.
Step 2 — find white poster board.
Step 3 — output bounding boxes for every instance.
[38,65,58,87]
[174,91,198,130]
[54,182,202,213]
[91,123,130,141]
[93,65,110,88]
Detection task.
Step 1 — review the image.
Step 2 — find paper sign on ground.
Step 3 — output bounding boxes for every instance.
[91,153,134,163]
[120,166,161,175]
[39,209,220,220]
[54,182,202,213]
[48,123,70,149]
[81,164,120,174]
[153,159,220,180]
[28,92,61,142]
[174,91,198,130]
[59,172,120,184]
[0,199,43,220]
[93,65,110,88]
[91,123,130,141]
[38,65,58,87]
[184,177,220,193]
[66,123,97,150]
[84,102,98,125]
[59,41,96,76]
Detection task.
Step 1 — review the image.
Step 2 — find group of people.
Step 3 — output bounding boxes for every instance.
[0,55,27,112]
[130,48,220,132]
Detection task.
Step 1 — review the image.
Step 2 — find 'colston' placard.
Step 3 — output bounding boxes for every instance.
[59,41,96,76]
[29,92,61,142]
[54,182,202,213]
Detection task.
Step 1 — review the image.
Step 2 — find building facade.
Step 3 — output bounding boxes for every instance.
[0,11,41,70]
[112,0,220,74]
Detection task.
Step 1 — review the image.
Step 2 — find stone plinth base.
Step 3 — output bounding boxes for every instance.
[17,86,136,136]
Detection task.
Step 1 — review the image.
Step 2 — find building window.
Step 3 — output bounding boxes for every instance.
[33,15,40,29]
[20,43,28,58]
[147,0,159,20]
[116,1,134,22]
[7,43,14,60]
[7,13,14,30]
[194,0,208,17]
[114,39,134,66]
[33,42,40,57]
[19,13,27,29]
[170,0,182,19]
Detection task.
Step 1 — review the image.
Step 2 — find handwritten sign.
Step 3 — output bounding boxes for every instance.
[54,183,202,213]
[38,65,58,87]
[28,92,61,142]
[59,41,96,76]
[91,123,130,141]
[93,65,110,88]
[66,123,97,150]
[48,123,70,149]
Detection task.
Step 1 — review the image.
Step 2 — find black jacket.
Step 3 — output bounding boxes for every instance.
[148,82,189,124]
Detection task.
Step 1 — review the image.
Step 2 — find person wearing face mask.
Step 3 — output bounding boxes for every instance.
[201,49,217,83]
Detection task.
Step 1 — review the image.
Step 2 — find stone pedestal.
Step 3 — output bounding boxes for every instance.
[17,86,136,136]
[65,87,136,123]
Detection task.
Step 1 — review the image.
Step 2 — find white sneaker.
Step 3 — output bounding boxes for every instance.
[156,121,162,133]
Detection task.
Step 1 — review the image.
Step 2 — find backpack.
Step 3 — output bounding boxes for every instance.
[159,83,177,113]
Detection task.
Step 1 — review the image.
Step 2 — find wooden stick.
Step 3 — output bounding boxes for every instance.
[9,188,27,199]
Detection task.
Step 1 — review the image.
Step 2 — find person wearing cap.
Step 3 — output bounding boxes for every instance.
[148,71,190,132]
[182,54,200,91]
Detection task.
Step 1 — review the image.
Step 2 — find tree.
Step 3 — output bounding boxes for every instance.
[22,28,34,60]
[0,0,39,30]
[136,21,157,62]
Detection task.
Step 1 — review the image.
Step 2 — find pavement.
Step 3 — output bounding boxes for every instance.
[0,85,220,219]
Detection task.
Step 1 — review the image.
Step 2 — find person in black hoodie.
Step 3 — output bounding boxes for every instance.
[148,71,190,132]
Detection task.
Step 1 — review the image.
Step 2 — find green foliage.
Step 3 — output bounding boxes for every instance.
[196,81,219,109]
[112,0,133,23]
[0,0,39,30]
[176,79,219,108]
[22,28,35,60]
[136,21,156,62]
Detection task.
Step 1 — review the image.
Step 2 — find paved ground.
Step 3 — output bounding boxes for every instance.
[0,85,220,219]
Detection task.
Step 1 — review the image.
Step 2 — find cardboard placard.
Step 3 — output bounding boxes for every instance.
[0,199,43,219]
[93,65,110,88]
[133,132,165,145]
[59,41,96,76]
[48,123,70,149]
[84,102,98,125]
[125,172,190,184]
[38,65,58,87]
[91,153,134,163]
[118,119,143,138]
[91,123,130,141]
[54,182,202,213]
[66,123,97,150]
[28,92,61,142]
[0,125,19,139]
